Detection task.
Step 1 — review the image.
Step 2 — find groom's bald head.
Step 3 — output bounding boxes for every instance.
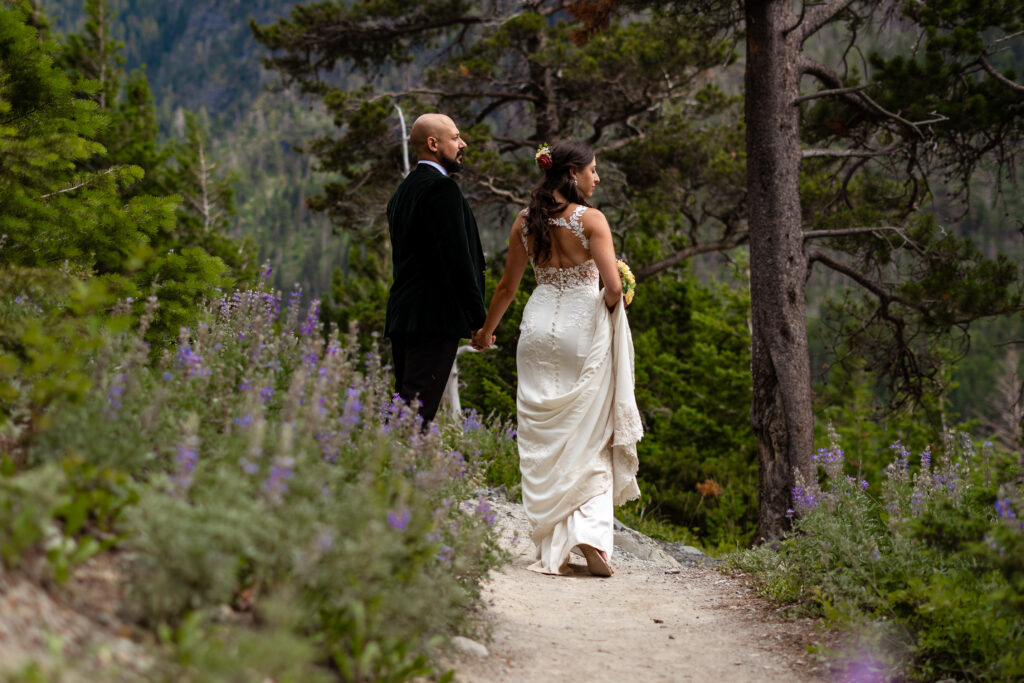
[410,113,466,172]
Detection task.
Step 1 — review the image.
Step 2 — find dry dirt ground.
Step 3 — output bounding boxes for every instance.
[447,491,835,683]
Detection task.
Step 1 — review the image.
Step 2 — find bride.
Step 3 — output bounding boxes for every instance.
[472,141,642,577]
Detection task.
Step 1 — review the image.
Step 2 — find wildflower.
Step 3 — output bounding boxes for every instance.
[388,507,411,532]
[175,443,199,490]
[462,409,484,431]
[234,415,253,427]
[438,545,454,563]
[263,457,294,503]
[162,371,173,381]
[260,386,275,404]
[995,498,1017,521]
[106,373,126,414]
[300,299,321,337]
[176,345,206,377]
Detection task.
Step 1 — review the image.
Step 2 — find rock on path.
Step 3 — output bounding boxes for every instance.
[448,491,831,683]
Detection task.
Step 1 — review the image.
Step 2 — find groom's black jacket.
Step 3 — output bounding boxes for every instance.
[385,164,486,339]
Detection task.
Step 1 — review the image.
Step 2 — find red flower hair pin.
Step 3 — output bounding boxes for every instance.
[534,143,553,170]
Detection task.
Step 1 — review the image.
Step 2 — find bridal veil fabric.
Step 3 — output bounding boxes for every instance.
[515,206,642,575]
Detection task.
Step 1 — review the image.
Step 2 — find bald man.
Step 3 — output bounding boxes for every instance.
[384,114,486,423]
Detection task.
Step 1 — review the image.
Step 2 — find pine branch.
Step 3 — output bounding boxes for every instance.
[803,226,906,240]
[799,57,946,137]
[802,144,898,159]
[791,84,871,105]
[807,249,901,304]
[979,54,1024,94]
[41,167,118,198]
[800,0,858,43]
[635,233,749,281]
[479,176,526,205]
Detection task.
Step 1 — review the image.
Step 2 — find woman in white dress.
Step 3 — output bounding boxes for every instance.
[471,141,642,577]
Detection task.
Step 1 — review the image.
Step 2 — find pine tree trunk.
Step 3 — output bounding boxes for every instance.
[744,0,814,543]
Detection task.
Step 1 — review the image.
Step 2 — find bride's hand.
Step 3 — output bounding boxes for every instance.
[471,329,495,350]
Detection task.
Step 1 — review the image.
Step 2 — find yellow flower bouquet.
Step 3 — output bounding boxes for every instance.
[617,259,636,306]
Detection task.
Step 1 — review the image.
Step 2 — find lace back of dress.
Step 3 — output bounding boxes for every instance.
[521,205,599,291]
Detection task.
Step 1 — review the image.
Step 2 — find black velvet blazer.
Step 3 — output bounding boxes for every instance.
[384,164,486,339]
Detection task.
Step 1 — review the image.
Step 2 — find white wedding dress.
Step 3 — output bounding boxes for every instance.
[516,205,643,575]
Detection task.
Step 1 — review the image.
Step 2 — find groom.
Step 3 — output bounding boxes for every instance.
[384,113,486,423]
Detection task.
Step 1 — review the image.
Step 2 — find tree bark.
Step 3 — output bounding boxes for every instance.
[744,0,814,542]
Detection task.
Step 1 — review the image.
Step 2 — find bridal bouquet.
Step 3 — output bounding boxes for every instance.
[617,259,636,306]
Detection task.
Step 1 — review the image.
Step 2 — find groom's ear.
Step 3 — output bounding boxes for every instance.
[426,136,438,153]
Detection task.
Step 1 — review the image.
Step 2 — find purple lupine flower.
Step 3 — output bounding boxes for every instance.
[106,374,126,414]
[920,449,931,471]
[175,443,199,490]
[476,500,496,526]
[792,484,820,515]
[986,535,1003,552]
[995,499,1016,521]
[176,345,206,376]
[259,387,275,404]
[239,457,259,475]
[462,409,484,431]
[162,371,173,381]
[388,507,411,532]
[234,415,253,427]
[300,299,321,337]
[438,545,454,563]
[263,458,294,502]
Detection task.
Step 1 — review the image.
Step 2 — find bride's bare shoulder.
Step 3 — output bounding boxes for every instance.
[579,206,609,229]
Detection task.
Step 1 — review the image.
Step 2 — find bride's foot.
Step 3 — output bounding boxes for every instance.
[579,544,614,577]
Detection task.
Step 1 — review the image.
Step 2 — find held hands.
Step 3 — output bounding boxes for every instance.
[471,328,496,350]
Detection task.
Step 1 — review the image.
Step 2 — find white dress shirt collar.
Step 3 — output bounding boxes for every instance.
[417,160,448,176]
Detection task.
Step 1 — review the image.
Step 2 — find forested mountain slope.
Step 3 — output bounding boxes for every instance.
[42,0,344,297]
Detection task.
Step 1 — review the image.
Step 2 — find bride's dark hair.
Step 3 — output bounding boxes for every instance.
[525,140,594,265]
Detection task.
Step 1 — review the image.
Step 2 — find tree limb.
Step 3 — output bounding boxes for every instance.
[979,54,1024,94]
[806,248,900,304]
[479,176,526,205]
[373,88,540,103]
[802,144,897,159]
[799,57,942,137]
[800,0,857,43]
[41,168,118,198]
[792,84,871,105]
[635,234,749,281]
[803,226,906,240]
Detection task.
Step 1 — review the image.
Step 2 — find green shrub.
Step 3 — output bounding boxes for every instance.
[7,273,506,681]
[728,427,1024,681]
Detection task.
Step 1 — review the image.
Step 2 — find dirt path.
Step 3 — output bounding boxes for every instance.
[449,492,833,683]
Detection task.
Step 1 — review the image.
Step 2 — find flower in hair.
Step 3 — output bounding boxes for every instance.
[534,143,553,170]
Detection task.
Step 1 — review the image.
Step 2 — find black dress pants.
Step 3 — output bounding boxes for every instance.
[390,333,459,423]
